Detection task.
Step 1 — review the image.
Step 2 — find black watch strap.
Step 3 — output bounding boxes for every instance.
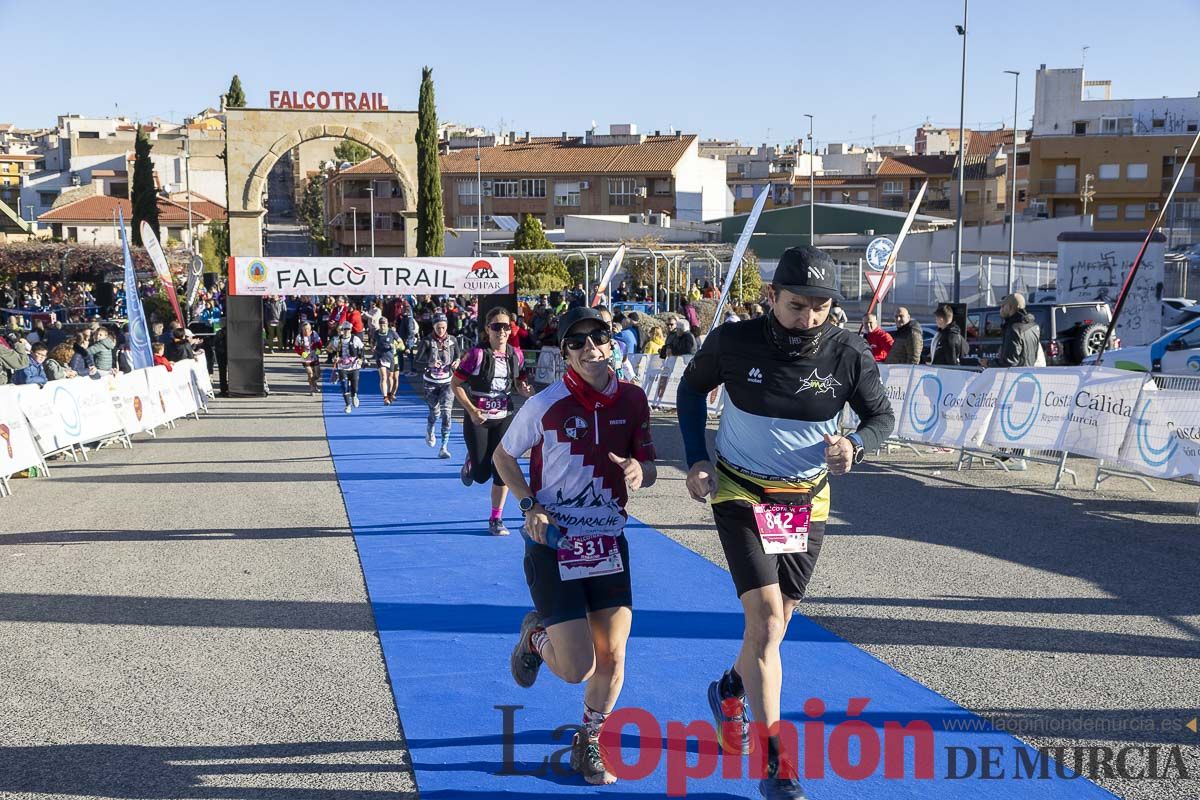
[519,496,536,513]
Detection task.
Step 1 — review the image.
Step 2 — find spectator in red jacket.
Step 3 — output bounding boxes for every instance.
[863,313,893,362]
[152,342,173,372]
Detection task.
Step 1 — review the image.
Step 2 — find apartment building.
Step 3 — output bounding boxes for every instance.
[0,153,39,217]
[323,159,412,256]
[1029,66,1200,236]
[440,124,729,228]
[37,193,226,246]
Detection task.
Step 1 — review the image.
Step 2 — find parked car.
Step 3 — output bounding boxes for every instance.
[1084,316,1200,376]
[964,302,1115,366]
[1161,297,1198,329]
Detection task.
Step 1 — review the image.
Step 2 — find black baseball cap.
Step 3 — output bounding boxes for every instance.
[772,246,843,302]
[559,307,606,338]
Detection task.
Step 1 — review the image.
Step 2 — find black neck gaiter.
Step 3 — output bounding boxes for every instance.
[766,313,831,359]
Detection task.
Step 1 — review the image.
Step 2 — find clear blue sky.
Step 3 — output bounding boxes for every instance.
[3,0,1198,148]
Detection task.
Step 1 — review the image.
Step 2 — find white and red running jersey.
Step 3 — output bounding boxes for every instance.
[500,378,656,537]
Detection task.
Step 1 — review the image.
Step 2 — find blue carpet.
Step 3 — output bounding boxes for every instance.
[324,372,1116,799]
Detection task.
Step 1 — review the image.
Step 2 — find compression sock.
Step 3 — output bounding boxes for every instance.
[583,705,609,740]
[720,666,745,698]
[490,506,502,521]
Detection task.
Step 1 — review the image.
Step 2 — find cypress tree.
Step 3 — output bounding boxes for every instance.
[131,125,159,247]
[416,66,444,256]
[226,74,246,108]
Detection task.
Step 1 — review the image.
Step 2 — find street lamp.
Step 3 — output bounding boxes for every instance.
[1168,145,1181,250]
[350,206,358,254]
[476,137,484,257]
[953,0,968,304]
[183,137,194,254]
[366,184,376,257]
[804,114,815,245]
[1004,69,1020,293]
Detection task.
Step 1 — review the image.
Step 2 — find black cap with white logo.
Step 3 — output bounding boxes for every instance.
[772,246,843,301]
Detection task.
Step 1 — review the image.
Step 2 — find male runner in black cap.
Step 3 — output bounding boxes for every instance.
[676,245,895,799]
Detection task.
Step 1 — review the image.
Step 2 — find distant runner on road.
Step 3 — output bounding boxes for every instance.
[417,313,461,459]
[328,321,364,414]
[493,306,657,787]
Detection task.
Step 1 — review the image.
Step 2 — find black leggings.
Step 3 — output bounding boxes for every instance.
[462,414,512,486]
[338,369,359,403]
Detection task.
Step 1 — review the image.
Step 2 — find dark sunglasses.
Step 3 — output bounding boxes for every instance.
[562,330,613,350]
[487,322,510,332]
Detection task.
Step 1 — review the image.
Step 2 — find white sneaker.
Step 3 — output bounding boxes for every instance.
[344,404,352,414]
[438,445,451,459]
[426,428,436,447]
[352,395,360,408]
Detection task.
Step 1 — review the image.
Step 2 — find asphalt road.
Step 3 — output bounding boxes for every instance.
[629,411,1200,800]
[0,358,417,800]
[2,357,1197,800]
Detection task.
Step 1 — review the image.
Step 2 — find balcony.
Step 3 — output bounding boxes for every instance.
[1038,178,1078,195]
[1163,177,1197,193]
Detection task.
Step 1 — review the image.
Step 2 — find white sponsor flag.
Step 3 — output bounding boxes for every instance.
[1116,386,1200,480]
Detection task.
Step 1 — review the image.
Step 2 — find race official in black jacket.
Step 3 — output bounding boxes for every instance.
[675,246,894,799]
[931,304,967,366]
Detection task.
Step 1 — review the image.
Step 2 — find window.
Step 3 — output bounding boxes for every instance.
[965,313,980,338]
[882,181,902,194]
[1099,117,1132,134]
[608,179,639,206]
[1097,164,1119,180]
[737,185,755,199]
[109,182,127,197]
[653,178,672,196]
[66,226,78,241]
[492,180,518,198]
[1073,121,1088,135]
[1018,189,1028,202]
[1125,203,1146,220]
[965,190,980,205]
[1126,163,1148,180]
[455,215,478,228]
[553,182,580,206]
[857,190,870,202]
[456,179,479,205]
[38,191,56,206]
[1096,204,1119,220]
[983,313,1004,337]
[374,212,393,230]
[520,178,546,198]
[1152,118,1165,130]
[553,215,565,227]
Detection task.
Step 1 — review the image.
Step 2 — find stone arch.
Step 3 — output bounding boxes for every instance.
[243,124,417,214]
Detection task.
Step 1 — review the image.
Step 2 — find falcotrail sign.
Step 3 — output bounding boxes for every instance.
[268,90,389,111]
[227,257,513,296]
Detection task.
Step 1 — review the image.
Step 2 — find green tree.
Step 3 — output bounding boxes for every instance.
[198,222,229,273]
[416,66,444,256]
[131,125,159,247]
[226,74,246,108]
[334,140,372,165]
[732,250,765,305]
[299,175,331,255]
[512,214,569,295]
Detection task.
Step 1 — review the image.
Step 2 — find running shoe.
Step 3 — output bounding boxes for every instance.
[352,395,360,408]
[460,458,473,486]
[426,427,436,448]
[438,445,451,459]
[510,610,543,688]
[758,776,809,799]
[489,518,510,536]
[308,388,314,397]
[708,678,753,754]
[571,731,616,785]
[344,404,352,414]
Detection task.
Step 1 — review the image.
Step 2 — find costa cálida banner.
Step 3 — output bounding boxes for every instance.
[227,257,514,297]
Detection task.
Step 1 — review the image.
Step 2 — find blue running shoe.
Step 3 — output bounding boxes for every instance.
[707,678,753,754]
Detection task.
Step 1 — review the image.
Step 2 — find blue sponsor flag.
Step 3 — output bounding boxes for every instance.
[119,210,154,370]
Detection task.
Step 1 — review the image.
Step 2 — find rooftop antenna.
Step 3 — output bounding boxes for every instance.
[1081,45,1089,71]
[871,114,877,147]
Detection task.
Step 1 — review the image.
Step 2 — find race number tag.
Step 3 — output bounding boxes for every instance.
[474,395,512,414]
[557,533,623,581]
[751,503,811,554]
[337,356,359,370]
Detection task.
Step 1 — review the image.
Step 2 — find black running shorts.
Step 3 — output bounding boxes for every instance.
[712,500,826,601]
[523,535,632,626]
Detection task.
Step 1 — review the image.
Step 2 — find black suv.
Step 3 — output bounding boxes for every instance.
[964,302,1114,366]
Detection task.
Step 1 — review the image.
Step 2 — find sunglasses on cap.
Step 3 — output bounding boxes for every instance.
[561,329,613,350]
[487,322,510,332]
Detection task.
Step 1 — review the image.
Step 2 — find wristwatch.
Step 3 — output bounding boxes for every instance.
[847,433,866,464]
[519,496,537,513]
